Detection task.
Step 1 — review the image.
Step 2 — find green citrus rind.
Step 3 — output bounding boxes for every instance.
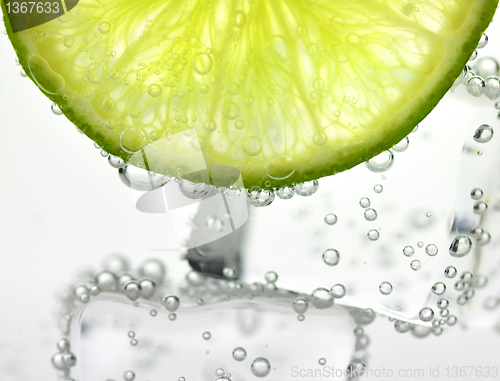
[2,0,498,189]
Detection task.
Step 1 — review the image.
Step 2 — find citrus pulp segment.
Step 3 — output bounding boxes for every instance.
[2,0,498,189]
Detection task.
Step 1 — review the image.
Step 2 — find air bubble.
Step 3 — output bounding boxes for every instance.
[264,271,278,283]
[103,98,116,112]
[123,371,135,381]
[223,267,236,278]
[394,320,411,333]
[379,282,393,295]
[447,315,457,326]
[324,213,338,225]
[264,155,296,180]
[444,266,457,278]
[364,208,377,221]
[313,132,327,145]
[233,347,247,361]
[359,197,370,208]
[419,307,434,322]
[467,76,485,97]
[477,33,488,49]
[251,357,271,377]
[470,226,484,239]
[119,166,170,191]
[365,151,394,172]
[330,284,346,298]
[322,248,340,266]
[432,282,446,295]
[222,102,240,120]
[373,184,383,193]
[276,186,295,199]
[243,136,262,156]
[62,36,74,48]
[202,331,211,340]
[232,11,247,27]
[124,281,141,301]
[120,127,149,154]
[162,295,180,312]
[86,63,105,84]
[473,200,488,215]
[148,84,162,97]
[485,296,500,310]
[471,188,483,200]
[311,288,333,309]
[51,103,63,115]
[449,235,472,257]
[410,260,421,271]
[295,180,319,196]
[203,119,217,132]
[425,244,438,257]
[247,189,275,207]
[403,245,415,257]
[484,77,500,100]
[367,229,380,241]
[318,358,327,365]
[392,136,409,152]
[179,180,212,199]
[99,22,111,33]
[292,297,309,314]
[473,124,493,143]
[192,53,213,75]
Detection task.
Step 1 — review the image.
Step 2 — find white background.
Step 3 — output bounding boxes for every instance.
[1,9,500,381]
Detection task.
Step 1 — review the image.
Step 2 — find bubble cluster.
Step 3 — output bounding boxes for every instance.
[51,339,77,371]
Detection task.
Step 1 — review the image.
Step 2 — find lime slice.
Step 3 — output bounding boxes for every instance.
[2,0,497,189]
